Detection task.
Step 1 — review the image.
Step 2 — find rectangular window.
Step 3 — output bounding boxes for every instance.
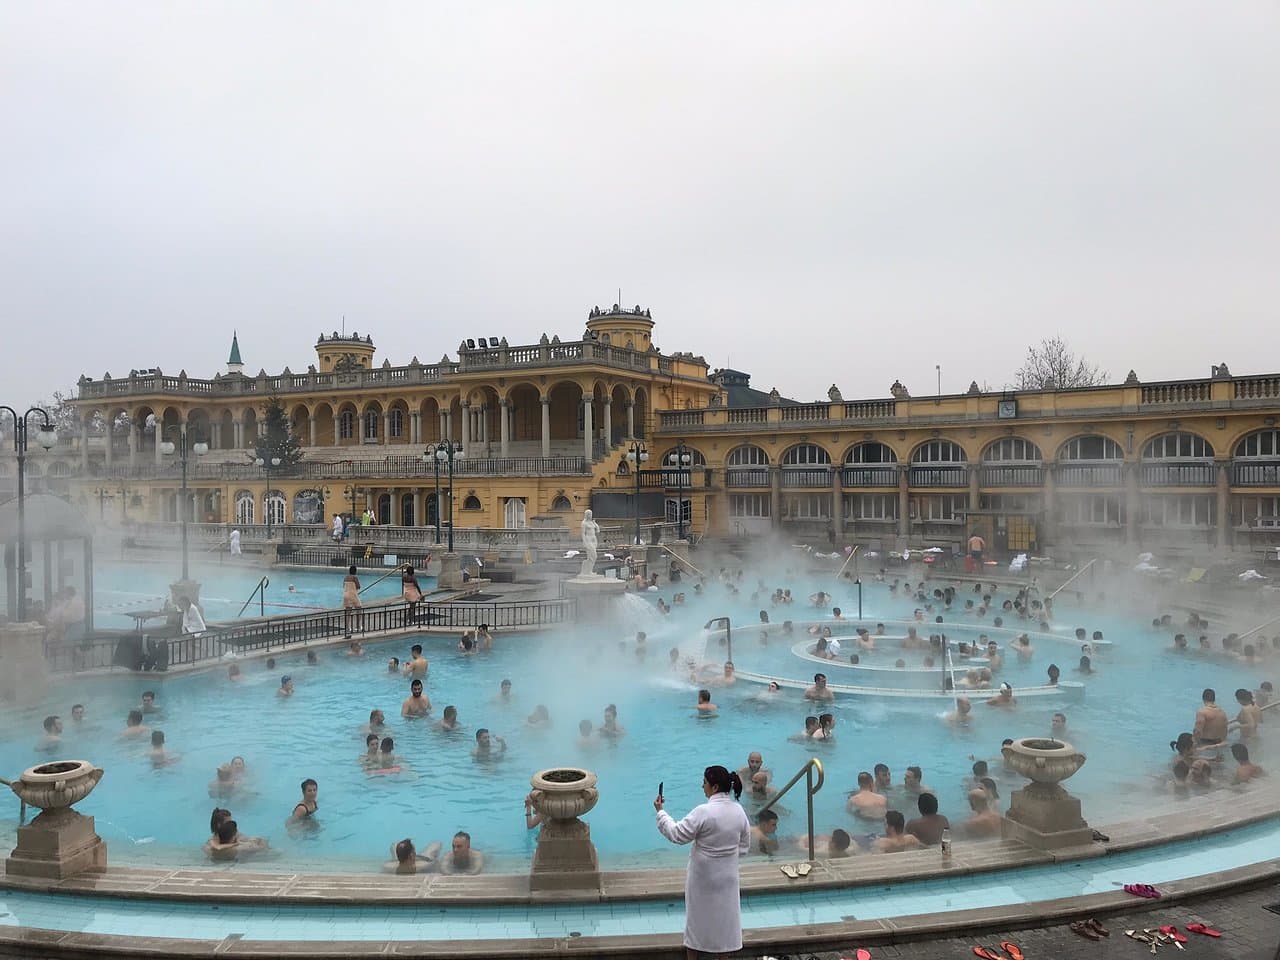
[783,493,829,519]
[845,493,898,520]
[1142,495,1216,527]
[729,494,770,518]
[665,498,692,524]
[915,494,967,521]
[1061,494,1124,525]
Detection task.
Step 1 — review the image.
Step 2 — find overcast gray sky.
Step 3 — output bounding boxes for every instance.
[3,2,1278,409]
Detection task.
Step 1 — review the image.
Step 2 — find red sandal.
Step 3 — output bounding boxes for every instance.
[999,941,1025,960]
[1185,922,1222,937]
[1159,926,1189,943]
[973,948,1004,960]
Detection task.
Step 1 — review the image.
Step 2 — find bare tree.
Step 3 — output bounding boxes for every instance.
[1014,338,1108,391]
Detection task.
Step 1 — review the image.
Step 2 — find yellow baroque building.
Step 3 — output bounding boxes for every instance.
[53,306,1280,557]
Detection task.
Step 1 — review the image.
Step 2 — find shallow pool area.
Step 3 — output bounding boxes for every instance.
[91,560,416,624]
[4,570,1277,874]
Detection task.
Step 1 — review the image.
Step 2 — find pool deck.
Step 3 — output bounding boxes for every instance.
[2,786,1278,957]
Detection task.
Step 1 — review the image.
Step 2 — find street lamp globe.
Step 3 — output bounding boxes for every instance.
[160,440,176,456]
[36,426,57,450]
[271,457,281,467]
[192,441,209,456]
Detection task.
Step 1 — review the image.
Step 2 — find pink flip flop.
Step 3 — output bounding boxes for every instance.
[1123,883,1162,899]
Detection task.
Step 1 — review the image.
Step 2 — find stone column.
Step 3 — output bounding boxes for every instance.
[154,425,164,464]
[410,411,420,445]
[1216,460,1231,550]
[129,423,139,467]
[308,416,318,448]
[602,398,612,449]
[500,399,510,457]
[104,421,114,467]
[209,421,220,451]
[383,410,392,446]
[479,405,488,445]
[333,416,341,446]
[626,400,635,440]
[1124,461,1141,545]
[968,463,980,515]
[439,410,448,444]
[541,397,551,458]
[832,463,844,538]
[358,410,367,444]
[413,489,423,526]
[461,401,472,448]
[769,465,782,530]
[445,409,454,443]
[80,424,90,470]
[897,464,910,538]
[1041,462,1057,550]
[582,393,593,462]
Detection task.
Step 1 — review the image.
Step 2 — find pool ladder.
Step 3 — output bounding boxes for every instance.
[236,576,270,618]
[759,757,825,862]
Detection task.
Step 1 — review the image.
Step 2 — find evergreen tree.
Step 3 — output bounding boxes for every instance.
[254,396,304,469]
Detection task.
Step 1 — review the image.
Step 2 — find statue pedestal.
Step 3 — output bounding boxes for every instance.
[528,768,600,894]
[562,575,626,621]
[6,808,108,880]
[1002,782,1094,850]
[437,553,464,590]
[0,623,49,706]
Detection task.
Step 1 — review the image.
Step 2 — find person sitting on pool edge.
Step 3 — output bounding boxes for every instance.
[384,838,441,874]
[436,831,484,875]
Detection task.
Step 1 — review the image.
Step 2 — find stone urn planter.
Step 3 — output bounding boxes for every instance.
[2,760,104,814]
[1000,738,1093,851]
[2,760,108,879]
[1001,738,1086,787]
[528,768,600,892]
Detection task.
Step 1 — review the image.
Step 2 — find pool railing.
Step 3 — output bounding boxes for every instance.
[43,596,578,674]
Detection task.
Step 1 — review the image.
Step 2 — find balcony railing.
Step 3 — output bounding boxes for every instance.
[980,464,1043,487]
[1140,461,1216,486]
[908,465,968,488]
[1140,382,1212,404]
[840,465,898,487]
[1232,461,1280,487]
[79,456,591,482]
[1055,463,1123,486]
[781,467,832,488]
[1234,377,1280,400]
[660,410,705,428]
[779,403,830,423]
[725,467,769,487]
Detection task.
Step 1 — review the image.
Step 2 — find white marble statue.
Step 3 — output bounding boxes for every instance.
[579,509,600,577]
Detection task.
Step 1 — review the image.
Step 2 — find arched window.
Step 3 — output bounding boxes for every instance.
[338,410,354,440]
[661,447,706,467]
[364,410,380,441]
[782,444,831,465]
[463,494,482,510]
[727,445,769,466]
[911,440,967,463]
[983,438,1042,462]
[551,495,572,511]
[726,444,769,487]
[234,490,255,525]
[389,408,405,439]
[401,494,414,526]
[376,493,391,525]
[845,443,897,464]
[1143,433,1213,459]
[264,492,286,526]
[1236,430,1280,458]
[292,489,324,525]
[1059,436,1123,461]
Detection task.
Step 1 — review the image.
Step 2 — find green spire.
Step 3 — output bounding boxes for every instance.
[228,331,242,365]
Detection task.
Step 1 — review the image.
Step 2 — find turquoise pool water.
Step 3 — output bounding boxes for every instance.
[1,816,1278,941]
[91,560,415,624]
[2,572,1276,872]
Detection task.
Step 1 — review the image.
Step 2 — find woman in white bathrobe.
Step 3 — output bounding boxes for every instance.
[655,765,751,959]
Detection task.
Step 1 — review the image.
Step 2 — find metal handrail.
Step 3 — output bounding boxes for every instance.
[236,575,270,618]
[659,544,702,577]
[359,561,410,596]
[1048,558,1096,599]
[759,757,825,861]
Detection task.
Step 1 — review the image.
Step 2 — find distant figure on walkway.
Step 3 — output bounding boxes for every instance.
[178,596,206,636]
[229,529,241,555]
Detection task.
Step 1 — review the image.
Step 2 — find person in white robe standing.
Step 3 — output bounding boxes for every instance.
[655,765,751,959]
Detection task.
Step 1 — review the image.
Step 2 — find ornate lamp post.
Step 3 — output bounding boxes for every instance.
[91,486,113,521]
[254,455,283,540]
[431,442,464,552]
[667,439,691,541]
[0,406,57,620]
[116,485,133,523]
[422,445,446,545]
[626,441,648,545]
[148,416,208,582]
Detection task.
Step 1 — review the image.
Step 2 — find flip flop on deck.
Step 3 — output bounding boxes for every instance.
[1070,921,1100,941]
[780,864,799,879]
[999,940,1025,960]
[1185,922,1223,937]
[972,947,1004,960]
[1123,883,1162,899]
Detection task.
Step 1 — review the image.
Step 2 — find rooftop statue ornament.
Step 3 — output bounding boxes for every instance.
[1124,370,1140,385]
[540,333,550,344]
[967,381,982,396]
[1211,362,1231,379]
[828,384,843,402]
[579,509,600,577]
[768,387,781,405]
[890,380,910,399]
